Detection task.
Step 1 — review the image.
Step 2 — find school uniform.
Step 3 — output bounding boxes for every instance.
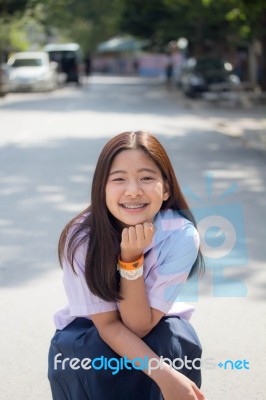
[48,209,202,399]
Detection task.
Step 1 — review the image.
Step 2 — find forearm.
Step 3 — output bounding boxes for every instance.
[92,312,206,400]
[99,317,165,384]
[119,274,153,337]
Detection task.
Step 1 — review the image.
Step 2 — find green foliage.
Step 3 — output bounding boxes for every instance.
[120,0,172,39]
[0,11,46,55]
[0,0,125,55]
[201,0,212,6]
[119,0,266,52]
[36,0,125,52]
[1,0,266,57]
[9,19,30,51]
[120,0,238,49]
[0,0,28,14]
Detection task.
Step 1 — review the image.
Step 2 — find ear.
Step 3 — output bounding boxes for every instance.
[163,181,170,201]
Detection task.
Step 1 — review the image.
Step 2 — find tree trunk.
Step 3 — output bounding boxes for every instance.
[260,36,266,90]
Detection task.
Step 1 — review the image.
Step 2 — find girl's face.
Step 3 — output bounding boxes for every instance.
[105,149,170,226]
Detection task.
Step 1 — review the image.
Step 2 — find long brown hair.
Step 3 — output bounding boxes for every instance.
[58,131,204,301]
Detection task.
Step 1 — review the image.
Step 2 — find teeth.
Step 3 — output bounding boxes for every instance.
[122,204,146,209]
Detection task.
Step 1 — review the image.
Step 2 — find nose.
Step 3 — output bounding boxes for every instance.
[125,180,143,197]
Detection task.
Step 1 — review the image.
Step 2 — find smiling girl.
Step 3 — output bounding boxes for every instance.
[48,131,205,400]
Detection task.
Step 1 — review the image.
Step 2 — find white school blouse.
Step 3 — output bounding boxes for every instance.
[54,209,200,330]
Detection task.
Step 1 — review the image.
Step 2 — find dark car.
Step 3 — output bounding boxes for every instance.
[177,56,239,97]
[43,43,84,85]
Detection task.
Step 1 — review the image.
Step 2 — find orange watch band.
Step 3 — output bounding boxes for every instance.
[118,254,144,271]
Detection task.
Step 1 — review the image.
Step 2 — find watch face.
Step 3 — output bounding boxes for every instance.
[119,267,144,280]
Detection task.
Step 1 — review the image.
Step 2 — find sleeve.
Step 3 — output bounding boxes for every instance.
[62,238,118,317]
[147,222,200,314]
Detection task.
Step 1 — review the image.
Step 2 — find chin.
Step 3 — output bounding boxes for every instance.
[122,217,148,226]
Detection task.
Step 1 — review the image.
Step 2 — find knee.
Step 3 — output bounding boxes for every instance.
[48,345,68,383]
[48,351,62,383]
[48,363,59,384]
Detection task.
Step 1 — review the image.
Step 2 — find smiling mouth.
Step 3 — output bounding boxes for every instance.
[120,203,148,209]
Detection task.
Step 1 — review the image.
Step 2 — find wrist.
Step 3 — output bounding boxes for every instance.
[118,254,144,280]
[151,362,181,385]
[120,252,143,263]
[147,360,170,384]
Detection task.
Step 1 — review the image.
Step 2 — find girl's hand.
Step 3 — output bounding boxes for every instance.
[120,222,154,262]
[154,365,206,400]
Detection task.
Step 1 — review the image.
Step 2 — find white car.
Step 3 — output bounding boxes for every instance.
[8,51,58,92]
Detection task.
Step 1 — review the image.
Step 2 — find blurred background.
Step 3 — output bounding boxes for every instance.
[0,0,266,94]
[0,1,265,400]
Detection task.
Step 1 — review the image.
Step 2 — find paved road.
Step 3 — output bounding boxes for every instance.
[0,76,265,400]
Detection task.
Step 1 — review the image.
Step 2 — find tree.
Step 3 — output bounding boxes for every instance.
[120,0,266,89]
[119,0,239,52]
[0,0,124,58]
[30,0,124,54]
[236,0,266,88]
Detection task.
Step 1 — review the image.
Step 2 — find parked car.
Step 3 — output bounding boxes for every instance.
[43,43,84,85]
[0,63,10,96]
[177,56,240,97]
[7,52,58,92]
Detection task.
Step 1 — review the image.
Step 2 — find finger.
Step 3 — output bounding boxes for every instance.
[135,224,145,243]
[128,226,137,244]
[121,228,129,244]
[143,222,154,240]
[192,383,206,400]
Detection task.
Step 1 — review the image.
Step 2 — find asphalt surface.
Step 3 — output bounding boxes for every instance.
[0,76,265,400]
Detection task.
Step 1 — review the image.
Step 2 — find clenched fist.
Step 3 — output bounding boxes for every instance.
[120,222,154,263]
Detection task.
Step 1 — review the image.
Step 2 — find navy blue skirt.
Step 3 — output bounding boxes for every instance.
[48,316,202,400]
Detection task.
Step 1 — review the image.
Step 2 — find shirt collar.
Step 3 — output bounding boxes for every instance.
[144,209,188,253]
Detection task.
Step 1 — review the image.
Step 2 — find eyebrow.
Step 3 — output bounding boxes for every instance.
[109,168,158,176]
